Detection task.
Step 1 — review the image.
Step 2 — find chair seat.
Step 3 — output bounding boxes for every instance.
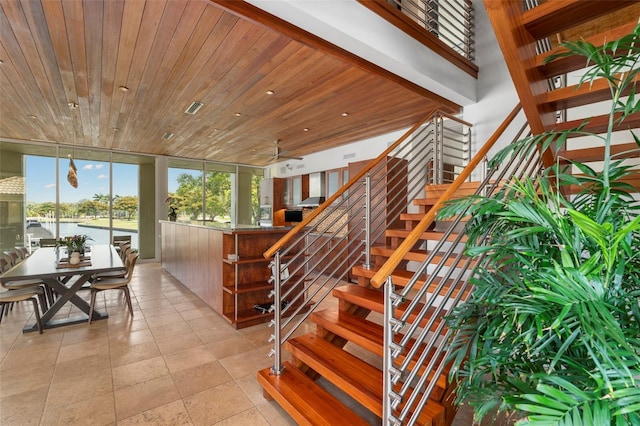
[3,279,44,290]
[0,287,44,302]
[91,279,128,291]
[93,269,126,280]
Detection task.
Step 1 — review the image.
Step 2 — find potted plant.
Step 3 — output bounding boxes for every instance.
[166,196,178,221]
[58,234,92,256]
[441,25,640,424]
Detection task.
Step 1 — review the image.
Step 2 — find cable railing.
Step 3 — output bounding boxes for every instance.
[386,0,475,61]
[375,104,549,425]
[264,111,471,375]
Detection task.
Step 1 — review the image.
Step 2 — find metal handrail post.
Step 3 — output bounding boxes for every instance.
[383,275,393,426]
[271,251,283,374]
[363,173,372,269]
[437,115,444,184]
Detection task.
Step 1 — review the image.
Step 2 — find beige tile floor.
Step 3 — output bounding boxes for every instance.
[0,262,493,425]
[0,262,302,425]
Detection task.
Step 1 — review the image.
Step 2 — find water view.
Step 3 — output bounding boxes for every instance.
[35,221,138,248]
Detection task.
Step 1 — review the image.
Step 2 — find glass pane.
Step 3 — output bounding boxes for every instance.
[205,167,232,224]
[236,166,264,226]
[168,161,203,223]
[112,162,139,250]
[25,155,57,244]
[327,170,339,197]
[58,148,111,246]
[292,176,302,205]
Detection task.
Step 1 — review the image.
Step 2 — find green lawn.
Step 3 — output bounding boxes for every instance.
[80,218,138,230]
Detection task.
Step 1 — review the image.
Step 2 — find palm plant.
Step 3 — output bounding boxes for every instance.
[441,25,640,425]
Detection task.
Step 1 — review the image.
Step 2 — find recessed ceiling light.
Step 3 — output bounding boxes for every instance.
[28,115,37,119]
[113,127,119,132]
[68,102,78,109]
[163,132,174,140]
[0,60,4,64]
[234,112,242,117]
[341,112,349,117]
[303,128,309,132]
[119,86,129,92]
[266,90,274,95]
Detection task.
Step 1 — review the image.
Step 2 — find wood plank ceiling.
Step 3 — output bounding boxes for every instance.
[0,0,460,166]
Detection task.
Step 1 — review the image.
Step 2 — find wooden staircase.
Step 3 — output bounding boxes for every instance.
[486,0,640,185]
[258,182,474,425]
[258,2,640,425]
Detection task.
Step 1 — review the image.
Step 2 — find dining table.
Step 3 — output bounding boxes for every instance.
[0,244,124,333]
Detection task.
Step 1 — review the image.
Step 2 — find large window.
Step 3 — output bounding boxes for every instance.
[168,160,263,226]
[0,141,145,254]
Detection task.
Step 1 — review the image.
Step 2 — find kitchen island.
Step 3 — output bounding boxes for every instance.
[160,221,296,329]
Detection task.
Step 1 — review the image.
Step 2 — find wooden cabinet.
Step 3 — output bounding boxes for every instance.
[282,175,309,208]
[161,222,296,329]
[221,230,287,328]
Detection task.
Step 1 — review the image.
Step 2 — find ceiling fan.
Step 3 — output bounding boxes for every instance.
[267,139,303,162]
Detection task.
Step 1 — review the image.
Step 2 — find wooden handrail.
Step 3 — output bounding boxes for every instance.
[370,103,523,288]
[263,107,440,260]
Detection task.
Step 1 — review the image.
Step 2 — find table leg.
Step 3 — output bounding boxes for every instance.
[22,274,108,333]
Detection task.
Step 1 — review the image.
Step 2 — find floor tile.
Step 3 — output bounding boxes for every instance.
[114,374,180,420]
[156,331,203,355]
[112,355,169,390]
[217,349,272,380]
[40,392,116,425]
[212,407,270,426]
[183,381,253,425]
[0,385,48,425]
[163,345,216,373]
[110,340,161,367]
[118,399,193,425]
[45,367,113,408]
[171,360,232,398]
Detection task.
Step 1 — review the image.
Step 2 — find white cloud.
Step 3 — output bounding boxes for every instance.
[97,174,108,179]
[82,164,93,170]
[45,183,56,188]
[95,164,104,169]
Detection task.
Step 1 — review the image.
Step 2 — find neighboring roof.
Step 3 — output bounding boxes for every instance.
[0,176,25,195]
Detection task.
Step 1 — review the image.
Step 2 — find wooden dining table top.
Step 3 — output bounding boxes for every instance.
[1,244,123,282]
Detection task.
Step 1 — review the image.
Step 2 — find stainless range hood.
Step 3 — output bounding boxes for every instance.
[298,196,325,207]
[298,172,325,207]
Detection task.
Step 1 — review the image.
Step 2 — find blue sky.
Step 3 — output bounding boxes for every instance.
[26,156,139,203]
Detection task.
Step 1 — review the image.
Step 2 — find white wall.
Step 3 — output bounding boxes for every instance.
[269,129,404,178]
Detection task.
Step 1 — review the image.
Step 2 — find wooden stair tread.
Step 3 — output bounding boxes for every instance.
[257,361,370,426]
[386,229,467,242]
[287,333,383,414]
[330,284,450,331]
[521,0,636,39]
[536,22,639,78]
[311,309,452,392]
[545,75,640,111]
[287,333,445,425]
[550,112,640,135]
[370,246,471,267]
[350,267,471,299]
[559,142,640,163]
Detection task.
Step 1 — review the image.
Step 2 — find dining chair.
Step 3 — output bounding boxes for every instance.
[0,287,45,333]
[15,247,29,260]
[0,257,51,310]
[92,245,132,280]
[88,252,138,324]
[3,250,20,266]
[112,235,131,256]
